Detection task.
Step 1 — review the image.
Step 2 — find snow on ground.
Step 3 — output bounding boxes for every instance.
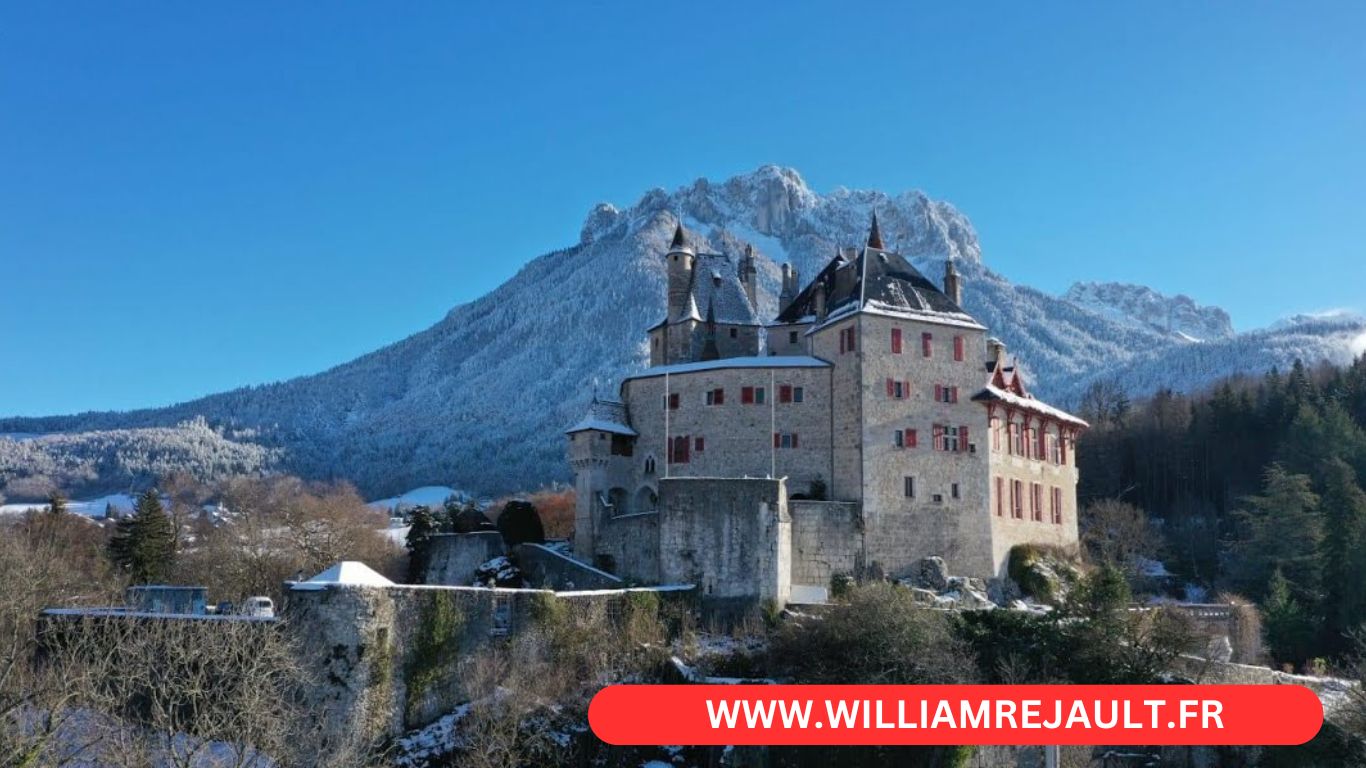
[393,704,471,767]
[367,485,468,514]
[0,492,135,518]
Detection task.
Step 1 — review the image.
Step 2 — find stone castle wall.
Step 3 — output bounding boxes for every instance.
[856,313,996,579]
[789,500,863,587]
[621,363,834,498]
[424,531,506,586]
[284,583,692,744]
[593,510,661,582]
[657,477,790,611]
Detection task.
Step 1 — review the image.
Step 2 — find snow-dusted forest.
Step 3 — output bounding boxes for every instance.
[2,166,1362,500]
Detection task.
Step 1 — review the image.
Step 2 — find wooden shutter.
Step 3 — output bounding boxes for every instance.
[934,384,943,402]
[932,424,943,451]
[791,433,799,449]
[922,332,932,357]
[960,425,969,452]
[953,335,964,361]
[891,328,902,353]
[907,428,918,448]
[886,378,894,397]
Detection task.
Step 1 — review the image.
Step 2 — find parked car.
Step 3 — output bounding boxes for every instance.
[242,596,275,618]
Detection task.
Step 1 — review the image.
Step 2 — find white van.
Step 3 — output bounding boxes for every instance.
[242,596,275,618]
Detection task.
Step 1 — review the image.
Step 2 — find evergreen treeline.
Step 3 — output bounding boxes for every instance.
[1077,355,1366,665]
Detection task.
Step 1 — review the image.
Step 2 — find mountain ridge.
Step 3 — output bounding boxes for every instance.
[2,166,1362,501]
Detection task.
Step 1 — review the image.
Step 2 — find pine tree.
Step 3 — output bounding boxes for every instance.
[1319,459,1366,652]
[108,489,176,584]
[1227,464,1322,601]
[45,491,68,516]
[405,505,439,584]
[1264,568,1316,668]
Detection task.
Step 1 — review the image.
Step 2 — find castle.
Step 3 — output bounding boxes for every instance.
[568,217,1086,607]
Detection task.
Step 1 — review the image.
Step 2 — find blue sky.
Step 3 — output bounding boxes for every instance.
[2,2,1363,416]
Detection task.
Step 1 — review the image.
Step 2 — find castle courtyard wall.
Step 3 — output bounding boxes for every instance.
[658,477,790,610]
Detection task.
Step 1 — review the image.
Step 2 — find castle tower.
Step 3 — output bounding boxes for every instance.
[944,258,963,306]
[666,223,695,322]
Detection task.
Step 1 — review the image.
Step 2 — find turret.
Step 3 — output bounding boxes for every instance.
[739,244,758,310]
[867,212,884,250]
[944,258,962,306]
[666,223,695,321]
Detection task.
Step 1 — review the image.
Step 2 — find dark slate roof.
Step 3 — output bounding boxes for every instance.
[566,397,636,435]
[671,252,761,326]
[775,247,976,325]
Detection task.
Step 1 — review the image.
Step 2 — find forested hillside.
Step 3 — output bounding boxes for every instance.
[1077,355,1366,664]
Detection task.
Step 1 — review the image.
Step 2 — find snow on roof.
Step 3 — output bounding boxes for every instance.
[293,561,395,591]
[972,384,1089,428]
[669,252,760,326]
[566,397,637,435]
[626,355,831,380]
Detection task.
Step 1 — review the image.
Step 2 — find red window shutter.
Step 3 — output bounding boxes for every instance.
[951,386,959,403]
[922,332,933,357]
[695,436,704,452]
[715,389,724,405]
[953,335,964,362]
[891,328,902,353]
[960,425,969,452]
[791,433,799,449]
[741,387,754,404]
[932,424,943,451]
[907,428,918,448]
[996,477,1004,516]
[934,384,943,402]
[1060,432,1068,465]
[904,380,911,399]
[773,432,780,448]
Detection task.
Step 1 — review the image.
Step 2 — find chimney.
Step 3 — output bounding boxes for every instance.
[944,258,962,306]
[779,263,797,314]
[814,281,827,321]
[988,338,1006,369]
[739,244,758,309]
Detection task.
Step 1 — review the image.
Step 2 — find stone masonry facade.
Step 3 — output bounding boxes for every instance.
[568,217,1087,606]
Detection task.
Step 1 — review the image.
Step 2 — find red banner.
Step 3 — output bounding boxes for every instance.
[589,685,1322,746]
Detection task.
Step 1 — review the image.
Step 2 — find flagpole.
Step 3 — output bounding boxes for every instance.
[658,368,663,475]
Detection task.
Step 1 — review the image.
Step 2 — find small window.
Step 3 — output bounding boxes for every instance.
[779,385,793,403]
[754,387,766,404]
[932,493,944,504]
[741,386,754,404]
[491,596,511,637]
[789,331,799,344]
[951,483,960,500]
[705,388,725,406]
[729,327,738,338]
[793,386,804,403]
[694,436,705,452]
[894,429,904,448]
[644,456,656,474]
[1012,480,1024,519]
[903,476,915,498]
[666,393,680,410]
[773,432,799,449]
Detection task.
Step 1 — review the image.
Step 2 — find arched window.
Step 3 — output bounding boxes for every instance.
[644,455,657,475]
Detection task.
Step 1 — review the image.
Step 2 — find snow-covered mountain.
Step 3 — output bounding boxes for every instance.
[1,166,1362,500]
[1063,281,1235,342]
